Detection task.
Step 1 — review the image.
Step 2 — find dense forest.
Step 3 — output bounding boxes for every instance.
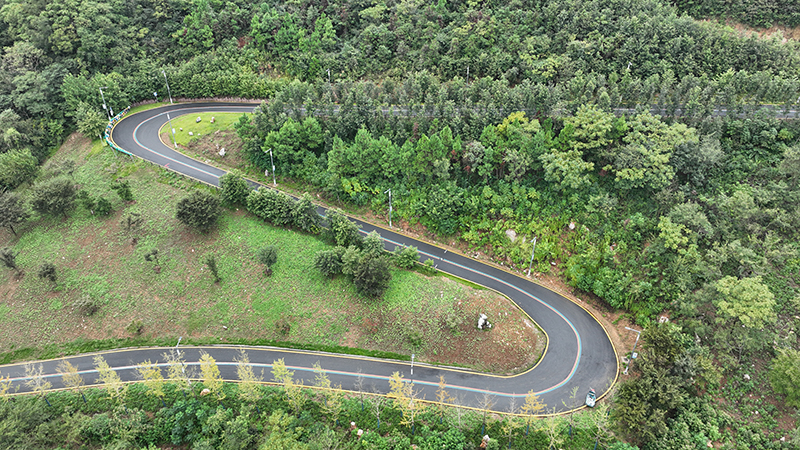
[671,0,800,28]
[1,0,799,448]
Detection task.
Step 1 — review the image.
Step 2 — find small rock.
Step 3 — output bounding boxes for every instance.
[744,374,751,381]
[505,229,517,242]
[188,131,193,136]
[200,388,211,396]
[478,313,489,330]
[219,148,225,157]
[196,116,201,123]
[222,325,228,330]
[569,221,576,230]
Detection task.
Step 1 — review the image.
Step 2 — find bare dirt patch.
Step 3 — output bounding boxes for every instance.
[421,291,545,374]
[709,18,800,41]
[161,130,247,173]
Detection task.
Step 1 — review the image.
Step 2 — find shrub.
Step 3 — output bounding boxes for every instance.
[0,247,18,271]
[314,249,343,277]
[423,258,437,274]
[122,212,143,233]
[219,170,250,206]
[76,191,112,216]
[246,187,293,226]
[407,329,423,349]
[126,320,144,336]
[255,245,278,275]
[393,246,419,269]
[36,262,56,285]
[443,309,464,333]
[74,296,99,316]
[291,193,321,233]
[341,246,362,277]
[76,191,96,213]
[111,180,134,201]
[95,196,113,216]
[362,231,384,258]
[176,190,220,233]
[353,256,392,298]
[30,176,77,219]
[326,209,362,248]
[144,249,161,273]
[275,317,291,337]
[205,254,221,283]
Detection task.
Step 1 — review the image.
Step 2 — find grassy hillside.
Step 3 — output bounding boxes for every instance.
[0,133,543,373]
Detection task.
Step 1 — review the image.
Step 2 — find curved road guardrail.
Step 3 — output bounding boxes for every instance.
[1,102,619,414]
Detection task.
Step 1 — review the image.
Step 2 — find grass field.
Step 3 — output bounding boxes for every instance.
[0,133,544,373]
[164,112,248,147]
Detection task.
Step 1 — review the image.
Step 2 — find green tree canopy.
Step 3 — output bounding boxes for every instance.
[712,276,776,329]
[769,348,800,408]
[353,255,392,298]
[255,245,278,275]
[607,113,698,192]
[219,170,250,206]
[75,102,107,139]
[175,190,221,233]
[30,176,76,219]
[0,191,29,235]
[314,248,344,278]
[261,117,324,180]
[0,148,38,189]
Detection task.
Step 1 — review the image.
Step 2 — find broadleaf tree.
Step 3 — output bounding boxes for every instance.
[30,176,77,219]
[0,191,29,235]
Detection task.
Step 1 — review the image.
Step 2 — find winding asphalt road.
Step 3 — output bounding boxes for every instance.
[0,102,618,414]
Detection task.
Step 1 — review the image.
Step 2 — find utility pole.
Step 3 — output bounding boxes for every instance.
[99,87,111,120]
[166,113,177,148]
[384,188,392,228]
[162,70,173,104]
[526,236,537,277]
[268,148,276,186]
[623,327,641,375]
